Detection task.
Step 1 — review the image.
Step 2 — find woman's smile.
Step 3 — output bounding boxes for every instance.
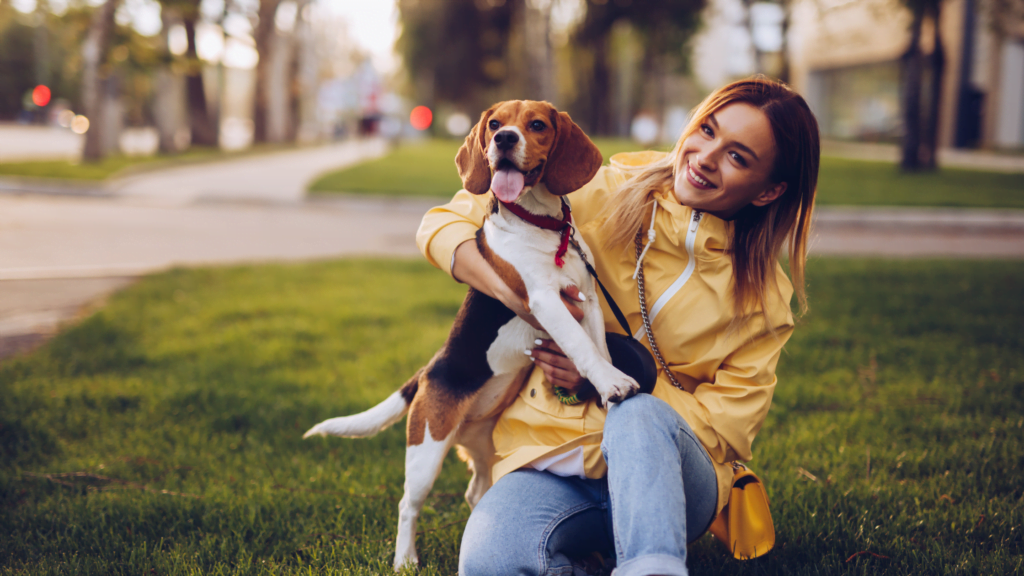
[684,163,716,189]
[672,102,785,220]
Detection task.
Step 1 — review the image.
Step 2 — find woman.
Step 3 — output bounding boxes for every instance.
[416,77,819,575]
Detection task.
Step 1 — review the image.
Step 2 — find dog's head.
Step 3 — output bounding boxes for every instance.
[455,100,603,202]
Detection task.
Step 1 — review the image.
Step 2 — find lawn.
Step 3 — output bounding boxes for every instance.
[309,138,1024,209]
[307,138,661,198]
[0,144,297,182]
[1,258,1022,575]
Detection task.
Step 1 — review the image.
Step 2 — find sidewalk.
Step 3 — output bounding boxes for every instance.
[822,140,1024,173]
[109,138,389,205]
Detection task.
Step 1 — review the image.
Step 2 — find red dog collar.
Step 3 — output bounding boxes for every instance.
[499,201,573,268]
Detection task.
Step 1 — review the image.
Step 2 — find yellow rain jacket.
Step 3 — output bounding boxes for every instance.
[415,152,794,515]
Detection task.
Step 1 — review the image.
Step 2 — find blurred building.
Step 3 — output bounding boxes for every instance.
[790,0,1024,150]
[693,0,1024,150]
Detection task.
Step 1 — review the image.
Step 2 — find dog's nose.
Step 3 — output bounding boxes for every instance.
[494,130,519,151]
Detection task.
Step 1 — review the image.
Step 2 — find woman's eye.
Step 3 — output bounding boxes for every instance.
[730,151,747,166]
[488,120,501,130]
[530,120,546,131]
[701,124,714,137]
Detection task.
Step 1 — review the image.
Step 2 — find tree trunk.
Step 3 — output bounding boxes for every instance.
[252,0,282,143]
[778,0,791,83]
[184,16,218,147]
[293,0,318,143]
[81,0,119,162]
[742,0,767,74]
[922,5,944,169]
[522,0,555,103]
[900,8,925,171]
[589,33,612,135]
[266,27,295,143]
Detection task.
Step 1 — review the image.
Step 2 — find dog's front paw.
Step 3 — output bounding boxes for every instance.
[589,365,640,405]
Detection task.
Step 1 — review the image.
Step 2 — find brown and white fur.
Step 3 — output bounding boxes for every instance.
[303,101,640,569]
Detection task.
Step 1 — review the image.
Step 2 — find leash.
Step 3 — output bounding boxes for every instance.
[499,200,573,267]
[566,230,633,338]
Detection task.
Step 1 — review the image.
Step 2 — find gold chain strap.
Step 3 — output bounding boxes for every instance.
[634,230,686,391]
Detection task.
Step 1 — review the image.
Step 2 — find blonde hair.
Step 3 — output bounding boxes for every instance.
[600,76,820,324]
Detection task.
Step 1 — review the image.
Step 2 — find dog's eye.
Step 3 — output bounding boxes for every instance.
[529,120,546,131]
[488,120,501,130]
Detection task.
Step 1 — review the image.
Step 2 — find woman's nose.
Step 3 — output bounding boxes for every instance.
[695,149,718,171]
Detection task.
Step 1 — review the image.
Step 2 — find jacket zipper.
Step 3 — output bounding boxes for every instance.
[634,210,703,341]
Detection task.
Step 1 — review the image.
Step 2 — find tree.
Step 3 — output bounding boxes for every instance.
[899,0,943,170]
[80,0,119,162]
[396,0,514,114]
[181,0,218,146]
[252,0,281,143]
[573,0,705,135]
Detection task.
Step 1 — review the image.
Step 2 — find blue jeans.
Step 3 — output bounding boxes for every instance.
[460,394,718,576]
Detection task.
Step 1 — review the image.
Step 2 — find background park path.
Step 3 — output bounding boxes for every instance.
[1,138,1022,358]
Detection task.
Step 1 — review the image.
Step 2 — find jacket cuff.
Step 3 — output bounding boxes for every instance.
[425,222,479,279]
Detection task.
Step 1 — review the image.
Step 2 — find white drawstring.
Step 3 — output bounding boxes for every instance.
[631,201,659,280]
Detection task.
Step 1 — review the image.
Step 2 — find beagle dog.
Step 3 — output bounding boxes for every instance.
[304,100,640,569]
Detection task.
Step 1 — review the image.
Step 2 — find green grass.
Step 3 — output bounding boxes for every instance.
[1,258,1022,574]
[816,157,1024,209]
[307,138,665,197]
[0,144,299,182]
[0,148,225,181]
[309,138,1024,209]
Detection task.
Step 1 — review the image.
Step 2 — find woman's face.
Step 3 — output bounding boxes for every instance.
[672,102,787,220]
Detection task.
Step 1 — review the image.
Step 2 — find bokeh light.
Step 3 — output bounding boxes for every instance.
[57,109,75,128]
[410,106,432,131]
[31,85,51,107]
[446,112,471,136]
[70,115,90,135]
[630,113,660,145]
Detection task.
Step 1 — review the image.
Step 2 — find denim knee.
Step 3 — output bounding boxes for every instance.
[602,394,680,449]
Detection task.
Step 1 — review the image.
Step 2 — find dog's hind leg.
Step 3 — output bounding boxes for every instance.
[395,383,471,570]
[456,416,500,509]
[394,418,458,570]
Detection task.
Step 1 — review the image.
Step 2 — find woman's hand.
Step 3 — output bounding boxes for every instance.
[529,339,585,392]
[452,240,585,330]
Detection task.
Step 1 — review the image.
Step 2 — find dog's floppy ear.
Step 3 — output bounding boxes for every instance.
[455,107,495,195]
[544,110,603,196]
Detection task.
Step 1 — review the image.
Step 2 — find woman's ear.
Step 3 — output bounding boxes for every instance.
[752,182,787,207]
[455,107,495,195]
[544,111,603,196]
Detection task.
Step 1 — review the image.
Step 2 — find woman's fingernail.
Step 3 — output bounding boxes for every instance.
[579,293,586,302]
[524,350,533,356]
[535,339,543,346]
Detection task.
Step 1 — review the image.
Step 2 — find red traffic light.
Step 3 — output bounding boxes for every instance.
[410,106,432,131]
[32,85,51,107]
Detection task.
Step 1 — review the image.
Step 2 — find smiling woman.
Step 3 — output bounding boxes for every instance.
[601,77,819,324]
[673,105,787,220]
[419,76,821,575]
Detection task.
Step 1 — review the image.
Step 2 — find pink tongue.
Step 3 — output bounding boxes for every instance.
[491,168,525,203]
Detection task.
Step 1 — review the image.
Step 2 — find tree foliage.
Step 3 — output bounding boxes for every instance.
[573,0,706,134]
[396,0,514,112]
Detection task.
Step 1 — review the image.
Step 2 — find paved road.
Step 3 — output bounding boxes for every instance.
[109,139,389,205]
[1,138,1022,360]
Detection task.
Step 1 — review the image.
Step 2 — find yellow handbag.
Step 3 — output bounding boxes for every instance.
[707,463,775,560]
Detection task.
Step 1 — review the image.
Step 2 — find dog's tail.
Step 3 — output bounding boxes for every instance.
[302,369,421,439]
